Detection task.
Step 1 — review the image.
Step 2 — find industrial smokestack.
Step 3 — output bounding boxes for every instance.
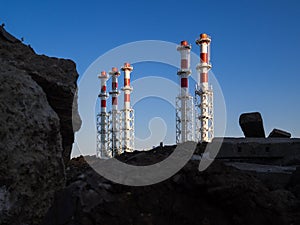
[96,71,110,158]
[195,33,214,142]
[176,40,195,143]
[121,63,135,152]
[109,67,122,156]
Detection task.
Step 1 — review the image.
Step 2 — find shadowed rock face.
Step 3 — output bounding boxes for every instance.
[0,27,81,163]
[0,28,81,224]
[41,153,300,225]
[0,63,65,225]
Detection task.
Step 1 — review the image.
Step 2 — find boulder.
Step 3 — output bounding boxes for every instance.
[268,129,291,138]
[239,112,265,137]
[0,65,65,225]
[0,27,81,225]
[0,27,81,163]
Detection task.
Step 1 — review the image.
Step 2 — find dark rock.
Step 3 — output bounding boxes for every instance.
[270,189,298,209]
[0,27,81,224]
[41,182,82,225]
[0,64,65,225]
[0,26,20,43]
[0,27,81,164]
[239,112,265,137]
[42,151,297,225]
[268,129,291,138]
[288,167,300,198]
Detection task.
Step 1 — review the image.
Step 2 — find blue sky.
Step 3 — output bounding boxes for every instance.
[2,0,300,154]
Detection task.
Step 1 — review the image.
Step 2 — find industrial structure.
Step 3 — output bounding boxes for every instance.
[96,71,110,158]
[96,63,135,158]
[96,33,214,158]
[195,33,214,143]
[121,63,135,152]
[175,40,195,143]
[109,67,122,157]
[175,34,214,144]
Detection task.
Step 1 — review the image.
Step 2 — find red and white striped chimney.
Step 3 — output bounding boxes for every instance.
[197,33,211,90]
[97,71,110,158]
[110,67,120,111]
[109,67,121,156]
[121,62,134,152]
[122,62,132,109]
[196,33,214,143]
[176,40,193,143]
[99,71,109,114]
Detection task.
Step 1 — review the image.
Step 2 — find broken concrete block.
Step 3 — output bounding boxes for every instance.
[268,129,291,138]
[239,112,265,137]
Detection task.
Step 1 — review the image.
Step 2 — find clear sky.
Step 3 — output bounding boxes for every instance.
[2,0,300,155]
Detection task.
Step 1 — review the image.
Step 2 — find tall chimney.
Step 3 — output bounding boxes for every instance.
[176,40,195,143]
[96,71,110,158]
[121,63,135,152]
[195,33,214,142]
[109,67,122,156]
